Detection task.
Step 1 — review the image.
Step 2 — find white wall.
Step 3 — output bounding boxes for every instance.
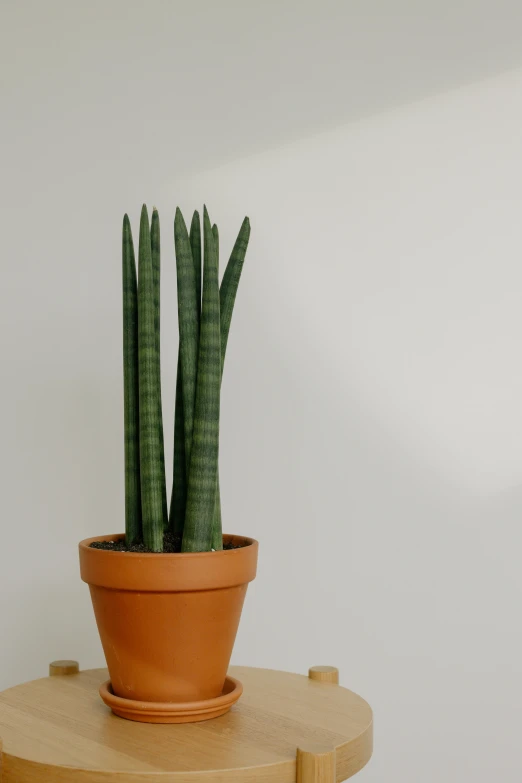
[2,33,522,783]
[169,71,522,782]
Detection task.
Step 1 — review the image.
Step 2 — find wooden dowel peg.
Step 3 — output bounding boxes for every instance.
[297,744,336,783]
[49,660,79,677]
[308,666,339,684]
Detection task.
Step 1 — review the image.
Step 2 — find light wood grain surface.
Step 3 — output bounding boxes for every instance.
[308,667,339,685]
[297,744,336,782]
[0,666,372,782]
[49,661,80,677]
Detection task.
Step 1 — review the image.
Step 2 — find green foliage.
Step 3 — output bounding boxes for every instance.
[174,209,200,474]
[137,206,164,552]
[211,217,251,549]
[122,204,250,552]
[182,209,221,552]
[169,356,186,534]
[167,209,202,536]
[190,211,202,318]
[219,217,250,369]
[122,216,141,544]
[150,209,168,530]
[211,221,222,550]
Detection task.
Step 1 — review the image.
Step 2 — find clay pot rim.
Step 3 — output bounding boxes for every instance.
[79,532,256,558]
[79,533,258,591]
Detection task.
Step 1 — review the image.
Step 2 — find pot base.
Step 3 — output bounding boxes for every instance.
[99,675,243,723]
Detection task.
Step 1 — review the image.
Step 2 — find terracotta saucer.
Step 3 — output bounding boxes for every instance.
[99,676,243,724]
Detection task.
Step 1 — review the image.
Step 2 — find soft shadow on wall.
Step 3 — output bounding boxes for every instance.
[165,68,522,782]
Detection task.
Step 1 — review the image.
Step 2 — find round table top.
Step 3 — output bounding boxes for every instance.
[0,666,373,782]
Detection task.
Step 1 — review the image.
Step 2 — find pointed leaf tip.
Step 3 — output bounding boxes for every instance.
[175,207,188,232]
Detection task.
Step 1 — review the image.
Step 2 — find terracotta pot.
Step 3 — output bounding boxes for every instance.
[79,533,258,708]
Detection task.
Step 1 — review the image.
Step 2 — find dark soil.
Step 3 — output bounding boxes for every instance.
[90,531,245,554]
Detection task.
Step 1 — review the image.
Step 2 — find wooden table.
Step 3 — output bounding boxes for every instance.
[0,662,373,782]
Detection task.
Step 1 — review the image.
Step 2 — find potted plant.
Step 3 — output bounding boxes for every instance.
[79,205,258,723]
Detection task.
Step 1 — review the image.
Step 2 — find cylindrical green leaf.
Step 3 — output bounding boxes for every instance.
[220,216,250,370]
[174,208,200,473]
[212,479,222,550]
[150,209,168,530]
[182,208,221,552]
[190,210,202,319]
[138,205,164,552]
[212,217,250,549]
[212,223,219,258]
[122,215,141,545]
[169,353,186,534]
[211,220,222,550]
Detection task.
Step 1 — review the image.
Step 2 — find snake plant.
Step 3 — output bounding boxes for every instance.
[122,205,250,552]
